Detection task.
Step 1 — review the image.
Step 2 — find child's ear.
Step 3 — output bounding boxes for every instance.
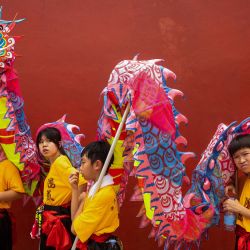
[94,160,103,171]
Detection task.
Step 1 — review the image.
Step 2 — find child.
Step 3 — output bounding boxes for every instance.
[223,134,250,249]
[0,145,25,250]
[37,127,86,250]
[69,140,122,249]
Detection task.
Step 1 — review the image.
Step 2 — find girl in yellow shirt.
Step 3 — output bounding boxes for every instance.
[36,127,86,250]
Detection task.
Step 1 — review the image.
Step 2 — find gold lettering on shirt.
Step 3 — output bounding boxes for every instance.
[46,190,54,201]
[244,197,250,209]
[48,178,56,188]
[238,197,250,221]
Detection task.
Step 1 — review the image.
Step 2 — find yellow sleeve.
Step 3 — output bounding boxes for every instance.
[73,190,113,243]
[6,163,25,193]
[55,156,87,186]
[79,175,87,186]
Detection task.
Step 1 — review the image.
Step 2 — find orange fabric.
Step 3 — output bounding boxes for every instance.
[0,160,25,209]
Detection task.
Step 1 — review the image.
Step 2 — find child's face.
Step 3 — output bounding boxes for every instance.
[80,154,97,181]
[233,147,250,174]
[38,135,59,161]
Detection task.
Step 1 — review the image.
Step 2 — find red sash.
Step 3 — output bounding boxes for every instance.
[236,225,250,250]
[76,233,112,250]
[42,210,71,250]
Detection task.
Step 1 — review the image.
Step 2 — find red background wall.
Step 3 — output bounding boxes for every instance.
[1,0,250,249]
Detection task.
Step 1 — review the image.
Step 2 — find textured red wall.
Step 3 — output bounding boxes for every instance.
[2,0,250,249]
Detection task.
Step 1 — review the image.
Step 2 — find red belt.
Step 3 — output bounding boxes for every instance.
[76,233,112,250]
[42,210,71,250]
[236,225,250,250]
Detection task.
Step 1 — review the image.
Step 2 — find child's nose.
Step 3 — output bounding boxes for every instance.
[239,156,246,163]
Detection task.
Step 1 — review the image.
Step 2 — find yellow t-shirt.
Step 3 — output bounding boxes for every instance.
[43,155,86,206]
[73,185,119,243]
[0,159,25,209]
[237,178,250,232]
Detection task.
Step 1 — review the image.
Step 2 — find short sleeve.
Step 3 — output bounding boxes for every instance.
[54,155,87,186]
[53,156,74,187]
[6,163,25,193]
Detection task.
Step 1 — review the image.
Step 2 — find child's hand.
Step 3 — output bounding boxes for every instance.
[225,184,237,197]
[69,171,79,190]
[223,198,241,213]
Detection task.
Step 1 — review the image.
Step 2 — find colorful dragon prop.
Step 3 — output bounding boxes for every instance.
[185,117,250,231]
[97,57,250,248]
[97,58,211,249]
[0,8,41,195]
[0,8,85,199]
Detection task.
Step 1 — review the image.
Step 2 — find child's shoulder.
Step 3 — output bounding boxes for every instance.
[95,185,116,202]
[54,154,72,169]
[0,159,19,174]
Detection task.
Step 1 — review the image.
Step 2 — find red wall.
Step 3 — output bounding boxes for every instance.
[2,0,249,249]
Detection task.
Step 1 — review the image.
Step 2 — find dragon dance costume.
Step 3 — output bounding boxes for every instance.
[97,58,203,249]
[0,7,41,250]
[1,5,249,249]
[96,57,250,249]
[0,8,40,197]
[0,7,86,249]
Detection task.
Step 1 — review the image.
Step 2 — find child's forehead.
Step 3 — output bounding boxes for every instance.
[40,134,50,140]
[234,147,250,155]
[81,154,90,160]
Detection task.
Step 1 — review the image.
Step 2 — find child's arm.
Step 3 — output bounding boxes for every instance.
[69,171,80,220]
[223,199,250,218]
[78,184,87,206]
[71,199,85,235]
[0,190,23,202]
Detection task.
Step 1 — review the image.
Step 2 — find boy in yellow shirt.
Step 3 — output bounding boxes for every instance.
[69,141,122,249]
[0,145,25,250]
[223,134,250,249]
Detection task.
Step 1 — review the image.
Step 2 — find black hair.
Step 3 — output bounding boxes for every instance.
[36,127,66,156]
[228,134,250,157]
[81,140,114,172]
